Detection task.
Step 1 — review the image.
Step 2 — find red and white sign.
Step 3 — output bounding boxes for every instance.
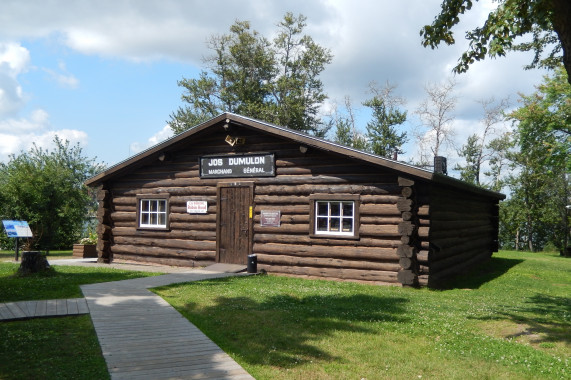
[187,201,208,214]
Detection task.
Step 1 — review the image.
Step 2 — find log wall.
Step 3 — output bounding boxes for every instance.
[420,183,500,286]
[97,123,502,287]
[101,126,406,284]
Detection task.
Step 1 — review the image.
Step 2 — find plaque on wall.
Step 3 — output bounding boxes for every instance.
[260,210,281,227]
[187,201,208,214]
[200,153,275,178]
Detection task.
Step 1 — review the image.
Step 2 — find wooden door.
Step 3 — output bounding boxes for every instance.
[217,183,253,264]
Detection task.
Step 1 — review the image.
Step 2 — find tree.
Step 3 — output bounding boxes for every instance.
[170,13,333,136]
[503,66,570,251]
[414,79,457,165]
[420,0,571,85]
[332,96,368,151]
[363,82,408,159]
[0,137,103,252]
[455,97,509,186]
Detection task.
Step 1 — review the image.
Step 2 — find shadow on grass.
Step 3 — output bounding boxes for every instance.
[178,284,409,368]
[479,294,571,346]
[435,256,524,290]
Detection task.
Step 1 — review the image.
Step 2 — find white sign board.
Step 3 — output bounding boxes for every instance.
[187,201,208,214]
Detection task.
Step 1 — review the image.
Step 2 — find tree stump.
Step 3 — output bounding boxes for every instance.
[17,251,51,275]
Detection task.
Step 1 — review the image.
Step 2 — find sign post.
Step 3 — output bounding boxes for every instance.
[2,220,33,261]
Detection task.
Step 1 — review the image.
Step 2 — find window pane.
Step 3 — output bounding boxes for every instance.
[141,214,149,225]
[330,203,340,216]
[330,217,340,231]
[142,200,149,212]
[316,217,328,231]
[342,218,353,232]
[342,202,353,217]
[317,202,328,216]
[150,213,157,225]
[150,201,158,212]
[159,213,166,226]
[158,200,166,212]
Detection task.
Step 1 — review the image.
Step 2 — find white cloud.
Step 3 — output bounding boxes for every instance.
[0,42,30,116]
[42,61,79,89]
[129,124,174,155]
[0,128,88,161]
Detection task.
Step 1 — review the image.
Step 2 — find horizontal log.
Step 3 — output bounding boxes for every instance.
[113,236,216,251]
[256,254,400,272]
[254,184,401,196]
[254,214,309,224]
[430,246,493,273]
[253,242,398,261]
[418,226,430,238]
[276,164,380,176]
[170,222,216,231]
[169,213,217,223]
[361,216,402,225]
[170,195,216,205]
[429,219,494,231]
[254,205,309,214]
[360,204,400,216]
[428,210,496,221]
[112,244,215,261]
[429,225,494,239]
[112,253,214,268]
[113,226,216,240]
[418,205,429,217]
[113,205,136,212]
[253,224,308,235]
[113,186,217,197]
[258,264,399,284]
[253,234,401,248]
[429,250,492,284]
[360,224,401,238]
[417,250,429,263]
[430,238,493,261]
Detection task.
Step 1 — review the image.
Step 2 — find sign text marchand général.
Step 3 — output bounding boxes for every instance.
[200,153,275,178]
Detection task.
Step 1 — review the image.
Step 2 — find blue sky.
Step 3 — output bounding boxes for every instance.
[0,0,549,169]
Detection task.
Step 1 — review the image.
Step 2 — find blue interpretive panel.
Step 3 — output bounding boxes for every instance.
[2,220,33,238]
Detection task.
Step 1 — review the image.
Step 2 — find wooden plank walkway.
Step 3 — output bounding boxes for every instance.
[0,298,88,321]
[81,269,254,380]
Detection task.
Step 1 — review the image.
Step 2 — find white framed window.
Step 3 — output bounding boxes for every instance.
[315,201,354,235]
[137,195,169,229]
[310,194,360,239]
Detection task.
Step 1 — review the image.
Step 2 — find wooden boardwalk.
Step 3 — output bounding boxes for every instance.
[81,269,254,380]
[0,298,89,320]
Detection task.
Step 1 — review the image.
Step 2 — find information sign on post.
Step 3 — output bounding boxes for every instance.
[2,220,33,261]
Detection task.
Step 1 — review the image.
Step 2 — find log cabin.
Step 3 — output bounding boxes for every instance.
[86,113,505,287]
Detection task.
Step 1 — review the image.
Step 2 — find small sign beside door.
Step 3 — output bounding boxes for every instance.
[260,210,281,227]
[187,201,208,214]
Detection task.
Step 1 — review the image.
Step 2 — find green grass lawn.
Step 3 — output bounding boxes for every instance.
[0,261,161,302]
[154,250,570,380]
[0,316,110,380]
[0,262,162,379]
[0,249,73,262]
